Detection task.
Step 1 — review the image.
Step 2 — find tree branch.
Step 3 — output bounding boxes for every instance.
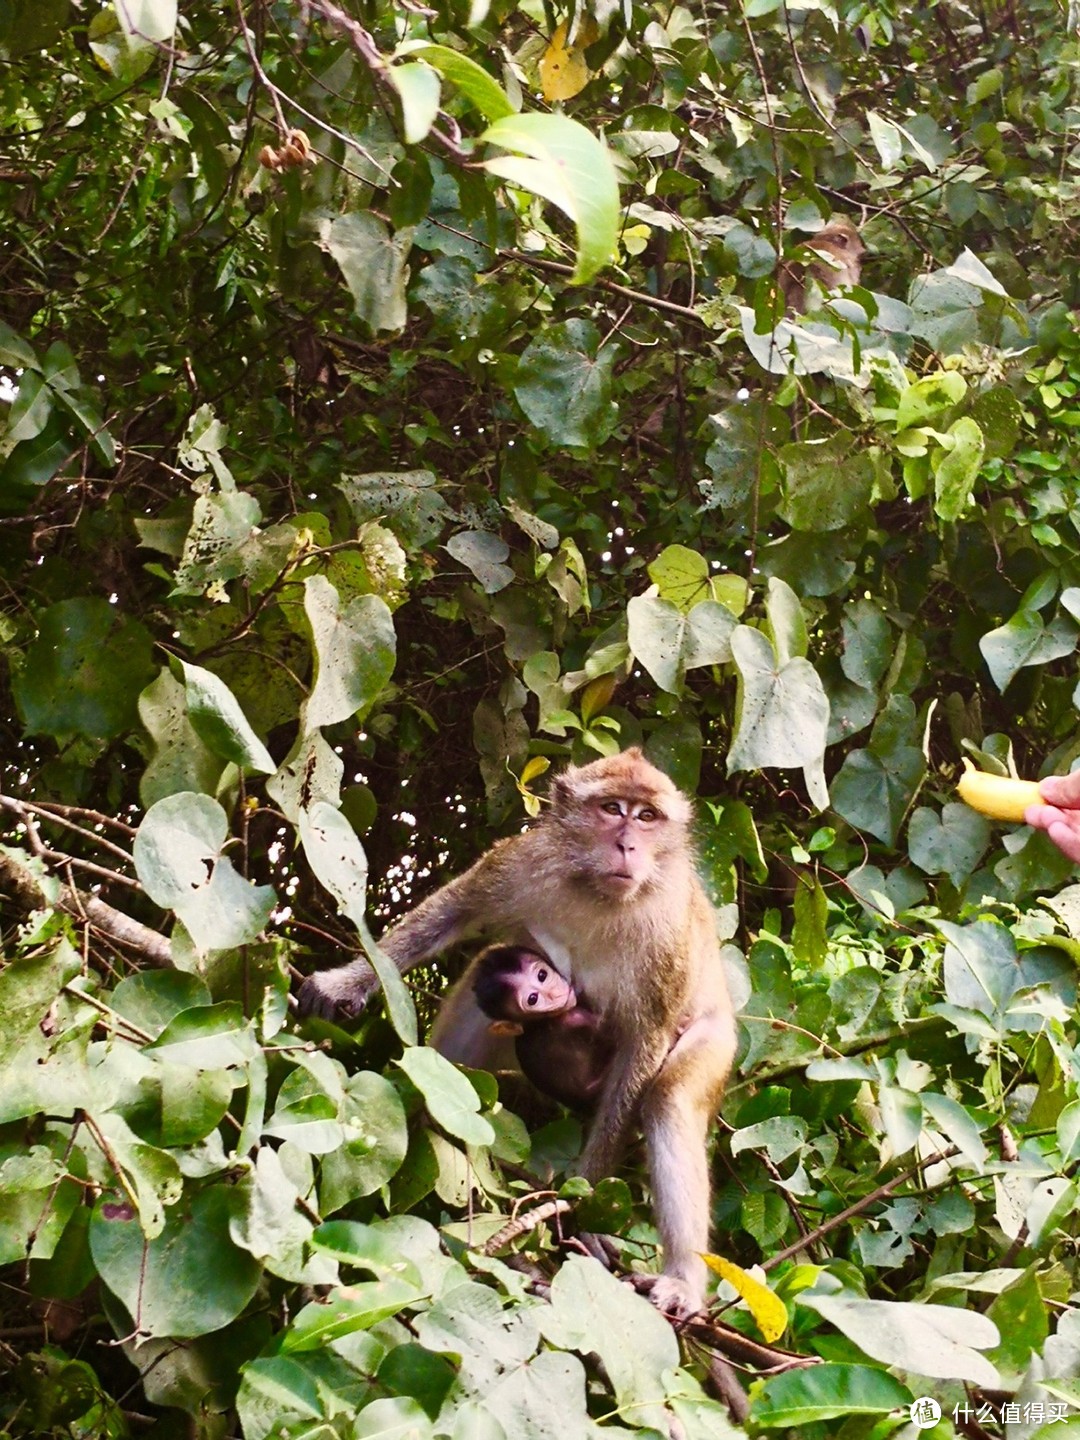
[0,850,172,968]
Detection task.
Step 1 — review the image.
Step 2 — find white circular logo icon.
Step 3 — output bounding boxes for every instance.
[909,1397,942,1430]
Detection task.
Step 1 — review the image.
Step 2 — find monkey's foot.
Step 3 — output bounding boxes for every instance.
[631,1273,703,1322]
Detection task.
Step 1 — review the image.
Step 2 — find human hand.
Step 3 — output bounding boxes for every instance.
[1025,771,1080,863]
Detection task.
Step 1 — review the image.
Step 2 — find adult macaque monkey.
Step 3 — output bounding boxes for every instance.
[780,217,865,313]
[297,749,737,1317]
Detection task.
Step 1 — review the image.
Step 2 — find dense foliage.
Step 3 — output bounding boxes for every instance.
[2,0,1080,1434]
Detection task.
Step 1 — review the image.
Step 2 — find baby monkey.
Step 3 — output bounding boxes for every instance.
[471,944,613,1109]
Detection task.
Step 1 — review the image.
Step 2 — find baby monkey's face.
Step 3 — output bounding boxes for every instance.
[512,954,577,1018]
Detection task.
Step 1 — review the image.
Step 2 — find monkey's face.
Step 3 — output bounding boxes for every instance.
[511,954,577,1018]
[550,749,690,900]
[569,796,672,898]
[806,220,865,287]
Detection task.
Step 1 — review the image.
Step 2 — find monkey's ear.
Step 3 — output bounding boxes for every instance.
[548,768,578,814]
[489,1020,524,1037]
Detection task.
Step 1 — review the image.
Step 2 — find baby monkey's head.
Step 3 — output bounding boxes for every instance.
[471,945,577,1032]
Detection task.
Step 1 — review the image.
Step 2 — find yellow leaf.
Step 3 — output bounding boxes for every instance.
[520,755,551,787]
[580,674,616,726]
[703,1254,788,1343]
[539,20,595,103]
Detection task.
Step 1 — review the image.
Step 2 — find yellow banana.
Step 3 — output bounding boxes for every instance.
[956,761,1041,821]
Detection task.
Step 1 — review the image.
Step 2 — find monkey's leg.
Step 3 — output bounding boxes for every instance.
[638,1017,735,1318]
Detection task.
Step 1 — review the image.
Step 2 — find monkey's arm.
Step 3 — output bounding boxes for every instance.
[297,851,510,1020]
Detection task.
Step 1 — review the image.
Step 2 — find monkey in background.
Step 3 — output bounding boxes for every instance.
[780,217,865,313]
[298,748,737,1319]
[466,943,614,1108]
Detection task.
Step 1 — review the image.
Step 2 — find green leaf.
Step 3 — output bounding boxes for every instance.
[933,415,985,521]
[921,1091,988,1168]
[173,490,263,596]
[481,113,619,283]
[801,1293,1000,1386]
[110,971,211,1037]
[353,1397,436,1439]
[831,746,924,847]
[878,1083,923,1156]
[147,1002,259,1069]
[303,574,397,731]
[935,918,1019,1018]
[646,545,715,612]
[446,530,515,593]
[231,1149,337,1285]
[298,802,418,1045]
[312,1220,425,1284]
[282,1281,427,1351]
[727,626,830,774]
[985,1270,1049,1386]
[377,1345,455,1421]
[89,1185,260,1338]
[979,608,1078,691]
[321,213,412,333]
[0,0,69,61]
[945,247,1010,296]
[968,384,1022,460]
[13,598,154,739]
[396,1046,495,1146]
[778,437,875,532]
[539,1256,678,1432]
[88,0,176,81]
[338,469,449,551]
[765,576,808,665]
[408,44,515,121]
[389,62,441,145]
[318,1071,410,1212]
[752,1364,912,1426]
[907,803,991,886]
[840,600,891,690]
[513,319,617,449]
[417,1283,589,1435]
[133,793,275,952]
[138,667,226,806]
[792,876,828,967]
[179,659,275,773]
[894,370,967,429]
[268,730,344,823]
[866,111,903,168]
[627,594,735,694]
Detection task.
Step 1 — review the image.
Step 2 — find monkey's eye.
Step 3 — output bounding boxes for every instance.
[638,806,658,822]
[601,800,623,816]
[537,968,548,982]
[526,992,539,1007]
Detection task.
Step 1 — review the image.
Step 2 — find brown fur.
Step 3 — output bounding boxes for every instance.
[780,218,865,313]
[297,749,737,1317]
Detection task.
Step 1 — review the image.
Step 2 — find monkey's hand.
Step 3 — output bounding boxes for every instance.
[296,957,379,1021]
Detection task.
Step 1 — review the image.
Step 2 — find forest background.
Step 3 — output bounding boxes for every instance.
[0,0,1079,1435]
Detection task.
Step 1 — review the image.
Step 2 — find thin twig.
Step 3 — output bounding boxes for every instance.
[761,1146,959,1271]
